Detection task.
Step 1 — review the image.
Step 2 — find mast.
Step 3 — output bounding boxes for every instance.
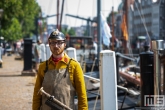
[57,0,60,30]
[97,0,102,61]
[59,0,65,31]
[111,7,115,51]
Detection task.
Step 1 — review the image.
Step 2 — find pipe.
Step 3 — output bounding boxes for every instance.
[119,71,141,85]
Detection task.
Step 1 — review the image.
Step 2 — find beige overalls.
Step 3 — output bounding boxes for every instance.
[41,60,75,110]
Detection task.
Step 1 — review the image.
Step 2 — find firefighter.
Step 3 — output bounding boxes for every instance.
[32,29,88,110]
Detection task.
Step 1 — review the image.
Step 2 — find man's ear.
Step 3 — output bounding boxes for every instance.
[48,40,50,45]
[64,43,67,49]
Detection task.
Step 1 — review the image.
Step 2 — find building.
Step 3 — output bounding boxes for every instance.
[128,0,165,41]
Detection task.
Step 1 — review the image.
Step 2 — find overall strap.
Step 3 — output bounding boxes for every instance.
[44,58,72,75]
[44,60,48,73]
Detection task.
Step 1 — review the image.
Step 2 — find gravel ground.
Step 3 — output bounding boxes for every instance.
[0,54,35,110]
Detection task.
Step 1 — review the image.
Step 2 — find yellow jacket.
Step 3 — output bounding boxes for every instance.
[32,53,88,110]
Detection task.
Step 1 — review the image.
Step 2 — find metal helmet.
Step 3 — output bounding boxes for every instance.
[48,29,65,40]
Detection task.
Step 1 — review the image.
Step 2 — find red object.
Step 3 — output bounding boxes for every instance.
[64,58,68,63]
[52,56,62,63]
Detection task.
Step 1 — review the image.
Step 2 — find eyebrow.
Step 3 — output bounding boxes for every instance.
[49,41,65,42]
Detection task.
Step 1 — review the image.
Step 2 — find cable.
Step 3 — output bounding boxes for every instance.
[46,0,53,16]
[74,0,81,26]
[135,1,151,42]
[65,0,71,28]
[92,0,95,17]
[139,0,149,38]
[93,88,100,110]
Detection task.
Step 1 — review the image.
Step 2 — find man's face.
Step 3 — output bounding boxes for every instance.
[48,39,66,56]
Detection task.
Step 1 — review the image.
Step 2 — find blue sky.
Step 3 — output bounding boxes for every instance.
[37,0,122,27]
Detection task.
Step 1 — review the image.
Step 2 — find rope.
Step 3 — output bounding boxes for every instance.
[64,0,71,27]
[92,0,95,18]
[46,0,53,16]
[93,88,100,110]
[134,1,151,42]
[74,0,81,26]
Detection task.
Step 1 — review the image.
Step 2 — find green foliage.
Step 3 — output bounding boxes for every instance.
[61,27,76,36]
[68,28,76,36]
[83,30,88,36]
[61,27,68,35]
[2,18,22,41]
[107,11,118,24]
[0,0,40,41]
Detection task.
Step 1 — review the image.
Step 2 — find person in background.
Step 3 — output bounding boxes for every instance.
[13,42,16,53]
[34,40,42,72]
[0,44,3,65]
[32,29,88,110]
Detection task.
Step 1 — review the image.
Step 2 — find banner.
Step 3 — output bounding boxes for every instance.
[121,14,128,41]
[101,13,112,47]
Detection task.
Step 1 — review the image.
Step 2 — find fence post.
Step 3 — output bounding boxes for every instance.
[99,50,118,110]
[66,47,77,60]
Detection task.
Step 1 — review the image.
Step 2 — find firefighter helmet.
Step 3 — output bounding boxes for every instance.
[48,29,65,40]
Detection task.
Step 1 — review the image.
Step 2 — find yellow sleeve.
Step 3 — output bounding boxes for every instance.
[74,63,88,110]
[32,65,44,110]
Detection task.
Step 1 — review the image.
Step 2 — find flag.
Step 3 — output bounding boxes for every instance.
[121,14,128,41]
[101,13,112,47]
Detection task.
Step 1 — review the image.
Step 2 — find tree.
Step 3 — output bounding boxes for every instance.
[2,18,22,41]
[61,27,68,35]
[68,28,76,36]
[61,27,76,36]
[0,0,40,41]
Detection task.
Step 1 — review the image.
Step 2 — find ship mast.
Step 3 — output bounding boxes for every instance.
[111,7,115,51]
[59,0,65,31]
[57,0,60,30]
[97,0,102,61]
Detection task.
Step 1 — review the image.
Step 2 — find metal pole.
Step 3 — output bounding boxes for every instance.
[59,0,65,31]
[35,17,38,41]
[151,40,164,95]
[97,0,102,62]
[0,19,1,44]
[111,7,115,51]
[115,53,120,85]
[0,9,3,45]
[87,19,90,36]
[57,0,60,30]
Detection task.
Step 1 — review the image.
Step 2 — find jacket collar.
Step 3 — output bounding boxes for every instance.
[48,53,70,65]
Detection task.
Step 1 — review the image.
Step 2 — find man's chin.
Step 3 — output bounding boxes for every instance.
[53,51,62,55]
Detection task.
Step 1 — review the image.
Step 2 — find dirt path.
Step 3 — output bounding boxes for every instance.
[0,54,35,110]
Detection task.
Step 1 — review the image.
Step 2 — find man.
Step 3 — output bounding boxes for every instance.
[32,29,88,110]
[34,40,42,72]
